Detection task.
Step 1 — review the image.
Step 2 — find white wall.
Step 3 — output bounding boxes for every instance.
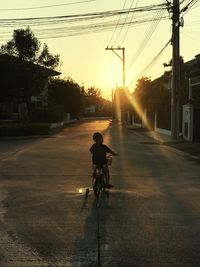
[182,104,194,141]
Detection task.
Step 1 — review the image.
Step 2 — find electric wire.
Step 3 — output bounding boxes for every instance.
[0,0,96,11]
[181,0,200,14]
[0,15,169,41]
[112,0,135,46]
[0,4,168,41]
[189,1,200,10]
[120,0,139,46]
[128,1,167,68]
[129,38,171,87]
[0,4,167,22]
[107,0,128,47]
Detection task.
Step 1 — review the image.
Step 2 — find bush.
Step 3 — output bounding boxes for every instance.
[31,105,64,123]
[0,123,50,136]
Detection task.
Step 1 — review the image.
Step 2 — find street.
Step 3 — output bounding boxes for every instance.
[0,119,200,267]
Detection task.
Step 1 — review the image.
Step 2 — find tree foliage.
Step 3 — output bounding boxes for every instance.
[132,76,171,129]
[133,76,171,113]
[0,27,61,121]
[48,78,82,117]
[83,86,102,107]
[133,77,152,110]
[0,27,60,69]
[37,43,60,69]
[81,86,112,116]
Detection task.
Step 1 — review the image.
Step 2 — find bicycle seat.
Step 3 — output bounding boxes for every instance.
[95,164,104,169]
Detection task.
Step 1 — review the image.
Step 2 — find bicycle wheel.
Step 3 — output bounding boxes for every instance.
[97,177,102,198]
[93,177,99,197]
[94,174,103,198]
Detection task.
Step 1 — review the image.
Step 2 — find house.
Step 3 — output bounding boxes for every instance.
[128,56,200,141]
[84,105,96,114]
[183,54,200,141]
[0,54,61,121]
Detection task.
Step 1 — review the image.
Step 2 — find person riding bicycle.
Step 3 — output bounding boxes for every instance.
[90,132,117,189]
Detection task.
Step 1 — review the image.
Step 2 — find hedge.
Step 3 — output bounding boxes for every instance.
[31,105,64,123]
[0,123,50,136]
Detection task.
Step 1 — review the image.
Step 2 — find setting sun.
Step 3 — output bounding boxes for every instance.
[98,56,123,98]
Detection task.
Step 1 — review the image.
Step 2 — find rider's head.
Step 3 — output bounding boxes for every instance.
[93,132,103,144]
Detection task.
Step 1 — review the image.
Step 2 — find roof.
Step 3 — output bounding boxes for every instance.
[0,54,61,77]
[185,54,200,77]
[185,54,200,67]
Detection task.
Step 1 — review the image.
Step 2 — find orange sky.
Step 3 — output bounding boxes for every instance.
[0,0,200,98]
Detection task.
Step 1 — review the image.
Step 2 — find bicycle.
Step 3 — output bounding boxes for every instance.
[93,166,108,199]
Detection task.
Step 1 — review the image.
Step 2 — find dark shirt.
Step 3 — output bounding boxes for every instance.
[90,143,112,165]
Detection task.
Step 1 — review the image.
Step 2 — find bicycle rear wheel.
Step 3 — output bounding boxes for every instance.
[93,174,103,198]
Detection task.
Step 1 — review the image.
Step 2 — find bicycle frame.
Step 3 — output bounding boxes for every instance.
[93,167,106,198]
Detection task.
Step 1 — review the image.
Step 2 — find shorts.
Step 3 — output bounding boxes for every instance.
[92,164,108,172]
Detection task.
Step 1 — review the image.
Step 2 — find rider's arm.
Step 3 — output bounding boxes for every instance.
[110,150,118,156]
[90,144,94,153]
[106,146,118,156]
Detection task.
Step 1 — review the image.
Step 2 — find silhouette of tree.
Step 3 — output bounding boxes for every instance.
[48,78,82,117]
[0,27,60,69]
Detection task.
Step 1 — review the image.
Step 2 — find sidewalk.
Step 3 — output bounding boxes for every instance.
[128,125,200,159]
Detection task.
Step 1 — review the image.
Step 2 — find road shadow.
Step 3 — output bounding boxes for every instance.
[70,190,111,266]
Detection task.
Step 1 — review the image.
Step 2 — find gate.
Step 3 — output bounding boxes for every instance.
[193,108,200,141]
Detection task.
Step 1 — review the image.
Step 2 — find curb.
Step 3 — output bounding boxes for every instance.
[128,126,200,160]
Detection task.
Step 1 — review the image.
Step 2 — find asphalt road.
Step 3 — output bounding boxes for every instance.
[0,120,200,267]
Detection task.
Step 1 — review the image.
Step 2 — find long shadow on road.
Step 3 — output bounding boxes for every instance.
[70,191,111,267]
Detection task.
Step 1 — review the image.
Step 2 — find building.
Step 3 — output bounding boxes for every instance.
[183,54,200,141]
[0,54,60,121]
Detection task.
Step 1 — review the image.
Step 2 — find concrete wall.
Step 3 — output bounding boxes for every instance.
[154,112,171,136]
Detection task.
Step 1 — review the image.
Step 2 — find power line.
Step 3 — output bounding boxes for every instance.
[0,4,169,41]
[180,0,200,14]
[0,0,96,11]
[0,4,167,22]
[129,39,171,86]
[128,1,167,68]
[107,0,128,47]
[112,0,135,46]
[0,15,169,41]
[120,0,139,46]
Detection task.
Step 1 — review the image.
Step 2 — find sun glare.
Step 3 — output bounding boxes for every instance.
[123,89,160,141]
[105,58,123,89]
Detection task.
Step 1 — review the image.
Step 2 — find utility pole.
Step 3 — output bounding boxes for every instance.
[171,0,181,139]
[105,46,125,122]
[105,46,125,89]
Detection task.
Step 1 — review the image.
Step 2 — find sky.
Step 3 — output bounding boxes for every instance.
[0,0,200,99]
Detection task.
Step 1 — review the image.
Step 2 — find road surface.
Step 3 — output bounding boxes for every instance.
[0,120,200,266]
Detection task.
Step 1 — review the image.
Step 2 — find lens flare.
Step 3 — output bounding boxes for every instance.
[122,89,160,141]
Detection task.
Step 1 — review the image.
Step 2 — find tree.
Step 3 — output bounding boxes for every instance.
[0,27,60,69]
[81,86,112,117]
[163,56,188,105]
[133,76,171,112]
[0,28,61,120]
[37,43,60,69]
[48,78,82,118]
[132,76,171,129]
[0,28,40,62]
[133,77,152,110]
[84,86,102,107]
